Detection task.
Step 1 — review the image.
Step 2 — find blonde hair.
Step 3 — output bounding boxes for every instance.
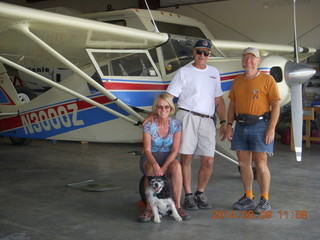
[152,93,175,115]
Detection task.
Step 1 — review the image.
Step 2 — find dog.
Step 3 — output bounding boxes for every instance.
[145,176,182,223]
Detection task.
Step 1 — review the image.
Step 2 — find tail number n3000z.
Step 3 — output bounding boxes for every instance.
[21,103,84,134]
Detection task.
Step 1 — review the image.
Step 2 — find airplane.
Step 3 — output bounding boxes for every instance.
[0,2,316,163]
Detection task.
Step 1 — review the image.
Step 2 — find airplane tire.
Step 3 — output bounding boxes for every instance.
[9,86,35,145]
[15,85,35,104]
[9,137,32,146]
[139,175,146,204]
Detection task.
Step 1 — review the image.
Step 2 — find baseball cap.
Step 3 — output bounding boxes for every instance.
[194,40,212,49]
[243,47,260,58]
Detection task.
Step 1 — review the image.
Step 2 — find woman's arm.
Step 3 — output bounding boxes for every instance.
[143,132,162,176]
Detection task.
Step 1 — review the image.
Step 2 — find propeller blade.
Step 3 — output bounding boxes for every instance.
[285,62,316,161]
[287,0,316,161]
[290,84,303,161]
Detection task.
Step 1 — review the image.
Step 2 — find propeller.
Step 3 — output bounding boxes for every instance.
[285,0,316,161]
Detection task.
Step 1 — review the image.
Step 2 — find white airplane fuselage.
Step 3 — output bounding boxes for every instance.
[0,5,315,161]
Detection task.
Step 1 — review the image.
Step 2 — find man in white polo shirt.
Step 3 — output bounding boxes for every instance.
[166,39,227,210]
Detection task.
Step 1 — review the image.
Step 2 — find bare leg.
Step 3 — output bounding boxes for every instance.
[237,150,253,192]
[143,161,154,209]
[180,154,193,194]
[253,152,270,195]
[167,160,183,208]
[197,156,214,192]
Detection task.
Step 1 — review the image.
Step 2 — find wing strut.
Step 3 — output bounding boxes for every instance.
[12,23,144,123]
[214,150,239,166]
[0,56,142,126]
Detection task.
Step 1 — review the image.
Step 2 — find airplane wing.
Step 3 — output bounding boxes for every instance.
[213,40,316,61]
[0,2,169,68]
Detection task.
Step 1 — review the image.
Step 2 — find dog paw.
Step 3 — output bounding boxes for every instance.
[153,217,161,223]
[175,216,183,222]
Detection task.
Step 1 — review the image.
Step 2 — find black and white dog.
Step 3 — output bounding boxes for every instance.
[145,176,182,223]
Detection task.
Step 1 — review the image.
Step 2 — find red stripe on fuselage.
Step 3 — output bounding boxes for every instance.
[103,82,168,90]
[0,95,111,132]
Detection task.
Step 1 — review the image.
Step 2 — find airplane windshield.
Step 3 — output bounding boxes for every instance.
[159,35,221,74]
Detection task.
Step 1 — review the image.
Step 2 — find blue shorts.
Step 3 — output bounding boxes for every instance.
[231,120,274,155]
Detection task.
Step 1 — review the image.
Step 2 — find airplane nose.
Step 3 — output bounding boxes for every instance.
[284,61,316,86]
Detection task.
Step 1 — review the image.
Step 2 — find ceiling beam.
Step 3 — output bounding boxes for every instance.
[160,0,227,8]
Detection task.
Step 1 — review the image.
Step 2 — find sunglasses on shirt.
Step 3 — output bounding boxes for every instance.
[196,49,210,57]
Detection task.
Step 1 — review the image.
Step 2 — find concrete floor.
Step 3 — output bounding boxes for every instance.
[0,137,319,240]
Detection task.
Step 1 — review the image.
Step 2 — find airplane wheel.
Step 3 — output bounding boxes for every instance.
[15,85,35,104]
[9,86,35,145]
[9,137,32,146]
[139,175,146,204]
[238,166,257,180]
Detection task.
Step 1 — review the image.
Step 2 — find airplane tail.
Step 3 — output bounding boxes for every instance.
[0,63,24,107]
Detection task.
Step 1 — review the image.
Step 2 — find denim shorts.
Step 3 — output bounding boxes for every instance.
[231,120,274,155]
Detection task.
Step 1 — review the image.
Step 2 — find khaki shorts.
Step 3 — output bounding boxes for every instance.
[176,110,216,157]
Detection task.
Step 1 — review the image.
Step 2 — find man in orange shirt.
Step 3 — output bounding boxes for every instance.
[224,47,280,213]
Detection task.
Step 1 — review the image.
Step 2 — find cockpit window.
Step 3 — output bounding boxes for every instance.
[87,49,161,80]
[270,66,283,83]
[109,52,156,77]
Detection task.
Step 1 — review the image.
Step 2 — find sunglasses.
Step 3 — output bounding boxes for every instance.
[157,105,170,110]
[196,49,210,57]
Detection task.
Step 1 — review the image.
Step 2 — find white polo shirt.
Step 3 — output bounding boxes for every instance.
[166,64,223,116]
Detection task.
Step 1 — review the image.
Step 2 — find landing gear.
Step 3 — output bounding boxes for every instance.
[15,85,35,104]
[9,86,35,146]
[9,137,32,146]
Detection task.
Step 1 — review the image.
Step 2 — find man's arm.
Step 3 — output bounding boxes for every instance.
[215,96,226,122]
[215,96,227,140]
[222,99,236,142]
[265,100,280,144]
